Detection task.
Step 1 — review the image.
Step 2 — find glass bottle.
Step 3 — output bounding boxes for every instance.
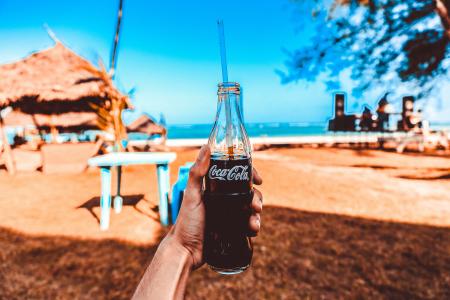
[204,82,253,274]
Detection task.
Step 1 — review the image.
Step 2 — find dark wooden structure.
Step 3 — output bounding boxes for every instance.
[328,93,356,131]
[398,96,415,131]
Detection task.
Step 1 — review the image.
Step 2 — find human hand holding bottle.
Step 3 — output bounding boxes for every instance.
[133,145,263,300]
[170,145,263,268]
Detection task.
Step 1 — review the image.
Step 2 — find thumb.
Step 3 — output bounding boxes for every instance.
[186,145,211,192]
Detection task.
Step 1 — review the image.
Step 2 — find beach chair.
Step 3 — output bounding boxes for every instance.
[395,121,449,153]
[171,162,194,223]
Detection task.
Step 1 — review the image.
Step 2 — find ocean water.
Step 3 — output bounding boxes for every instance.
[5,122,327,143]
[6,121,450,143]
[166,122,328,139]
[165,121,450,139]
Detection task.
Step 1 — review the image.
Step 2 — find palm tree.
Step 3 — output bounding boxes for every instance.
[90,0,128,152]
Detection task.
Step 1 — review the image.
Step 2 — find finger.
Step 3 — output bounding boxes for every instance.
[248,213,261,236]
[253,167,263,185]
[186,145,211,192]
[251,188,263,213]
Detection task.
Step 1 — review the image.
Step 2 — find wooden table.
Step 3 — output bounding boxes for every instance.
[88,152,177,230]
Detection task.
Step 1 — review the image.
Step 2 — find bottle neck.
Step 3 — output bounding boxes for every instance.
[209,82,250,158]
[216,82,243,127]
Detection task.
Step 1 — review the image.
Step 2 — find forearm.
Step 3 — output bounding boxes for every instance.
[132,236,192,300]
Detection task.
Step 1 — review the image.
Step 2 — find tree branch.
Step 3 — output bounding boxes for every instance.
[436,0,450,40]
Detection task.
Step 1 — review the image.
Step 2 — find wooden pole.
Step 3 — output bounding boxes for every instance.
[0,114,16,175]
[110,0,125,201]
[109,0,124,79]
[50,115,58,143]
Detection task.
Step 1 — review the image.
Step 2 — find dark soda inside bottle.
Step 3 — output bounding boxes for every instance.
[204,154,253,273]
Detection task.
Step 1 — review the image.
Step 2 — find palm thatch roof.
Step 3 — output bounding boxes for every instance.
[127,114,166,136]
[0,42,131,115]
[2,110,98,132]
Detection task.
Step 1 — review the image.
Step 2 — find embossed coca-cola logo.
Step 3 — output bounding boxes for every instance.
[208,165,249,181]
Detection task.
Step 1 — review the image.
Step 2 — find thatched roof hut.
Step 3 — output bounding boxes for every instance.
[0,42,131,119]
[2,110,98,132]
[127,114,166,137]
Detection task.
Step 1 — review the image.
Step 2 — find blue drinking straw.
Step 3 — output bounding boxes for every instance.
[217,20,233,150]
[217,19,229,82]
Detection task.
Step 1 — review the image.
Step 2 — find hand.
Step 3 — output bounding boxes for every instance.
[132,146,263,299]
[168,145,263,269]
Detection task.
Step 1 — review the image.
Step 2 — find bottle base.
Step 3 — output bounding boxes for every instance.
[208,264,250,275]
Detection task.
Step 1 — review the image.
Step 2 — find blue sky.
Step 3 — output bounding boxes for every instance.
[1,0,448,124]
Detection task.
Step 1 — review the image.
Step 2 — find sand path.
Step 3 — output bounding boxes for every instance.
[0,148,449,246]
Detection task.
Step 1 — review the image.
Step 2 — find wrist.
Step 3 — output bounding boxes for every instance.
[132,233,193,299]
[160,233,194,271]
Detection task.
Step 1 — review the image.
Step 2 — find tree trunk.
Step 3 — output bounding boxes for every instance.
[436,0,450,40]
[0,114,16,174]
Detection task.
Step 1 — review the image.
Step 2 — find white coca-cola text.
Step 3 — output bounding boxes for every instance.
[208,165,249,181]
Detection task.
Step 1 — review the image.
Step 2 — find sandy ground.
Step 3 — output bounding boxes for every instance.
[253,147,450,227]
[0,147,449,299]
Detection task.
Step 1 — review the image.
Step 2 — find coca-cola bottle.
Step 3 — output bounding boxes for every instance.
[204,82,253,274]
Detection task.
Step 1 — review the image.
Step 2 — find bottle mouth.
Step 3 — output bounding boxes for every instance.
[218,82,241,95]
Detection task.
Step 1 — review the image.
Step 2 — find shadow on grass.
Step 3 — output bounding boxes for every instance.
[77,194,160,224]
[187,207,450,299]
[351,149,378,157]
[0,225,167,300]
[1,206,449,299]
[398,173,450,181]
[350,164,400,170]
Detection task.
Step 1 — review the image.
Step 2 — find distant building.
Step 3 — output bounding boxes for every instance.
[127,114,166,138]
